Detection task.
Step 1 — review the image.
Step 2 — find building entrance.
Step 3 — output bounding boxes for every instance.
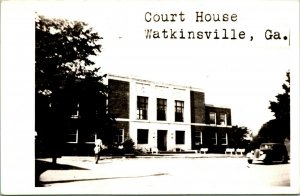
[157,130,167,151]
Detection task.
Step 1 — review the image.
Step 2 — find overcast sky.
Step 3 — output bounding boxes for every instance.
[2,0,298,135]
[30,0,299,134]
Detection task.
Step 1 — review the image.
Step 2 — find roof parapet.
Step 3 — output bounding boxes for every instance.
[106,73,204,92]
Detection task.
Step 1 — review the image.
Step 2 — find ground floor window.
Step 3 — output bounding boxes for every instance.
[211,131,217,145]
[220,132,228,145]
[66,129,78,143]
[195,130,202,145]
[84,133,97,144]
[137,129,149,144]
[114,129,124,144]
[176,130,185,144]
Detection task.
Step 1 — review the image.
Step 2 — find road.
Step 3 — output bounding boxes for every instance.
[38,156,290,194]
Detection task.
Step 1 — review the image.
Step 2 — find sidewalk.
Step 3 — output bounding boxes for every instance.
[37,152,246,162]
[37,152,245,163]
[137,152,246,158]
[36,153,246,182]
[36,154,248,192]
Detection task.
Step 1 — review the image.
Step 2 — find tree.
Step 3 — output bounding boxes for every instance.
[36,14,102,92]
[35,14,110,163]
[253,71,290,146]
[228,126,250,150]
[251,119,285,149]
[268,71,290,140]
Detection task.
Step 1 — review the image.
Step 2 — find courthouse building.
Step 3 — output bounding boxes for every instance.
[103,74,232,153]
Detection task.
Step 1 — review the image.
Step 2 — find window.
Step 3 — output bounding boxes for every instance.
[175,100,184,122]
[84,133,97,143]
[137,129,148,144]
[220,113,227,125]
[157,98,167,121]
[220,132,228,145]
[209,112,216,124]
[137,96,148,120]
[114,129,124,144]
[176,131,185,144]
[71,103,80,119]
[66,129,78,143]
[211,132,217,145]
[195,131,202,145]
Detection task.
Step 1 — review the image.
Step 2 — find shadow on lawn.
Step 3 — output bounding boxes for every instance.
[41,173,168,186]
[35,160,88,187]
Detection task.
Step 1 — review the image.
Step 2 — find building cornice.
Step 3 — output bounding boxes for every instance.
[107,73,204,93]
[205,104,231,110]
[115,118,232,128]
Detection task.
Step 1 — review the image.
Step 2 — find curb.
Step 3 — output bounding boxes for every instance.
[59,154,246,160]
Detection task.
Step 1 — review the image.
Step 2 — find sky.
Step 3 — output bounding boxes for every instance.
[29,0,299,134]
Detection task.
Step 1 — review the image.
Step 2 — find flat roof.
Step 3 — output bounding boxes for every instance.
[107,73,205,92]
[205,104,231,109]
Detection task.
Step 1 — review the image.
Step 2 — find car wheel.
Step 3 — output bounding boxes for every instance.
[247,159,253,164]
[282,155,288,164]
[263,159,271,164]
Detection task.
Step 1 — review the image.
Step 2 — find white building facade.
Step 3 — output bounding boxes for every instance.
[106,74,232,152]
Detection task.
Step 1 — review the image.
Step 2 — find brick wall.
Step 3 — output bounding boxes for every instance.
[191,125,206,149]
[190,91,205,123]
[108,79,130,119]
[116,121,130,140]
[205,106,232,126]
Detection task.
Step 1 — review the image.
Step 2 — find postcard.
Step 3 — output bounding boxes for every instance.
[1,0,299,194]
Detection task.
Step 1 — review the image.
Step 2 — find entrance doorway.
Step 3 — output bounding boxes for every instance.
[157,130,167,151]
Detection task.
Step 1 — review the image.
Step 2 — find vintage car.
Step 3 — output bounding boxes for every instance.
[247,143,289,164]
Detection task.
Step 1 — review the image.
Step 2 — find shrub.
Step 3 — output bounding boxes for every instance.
[123,138,135,154]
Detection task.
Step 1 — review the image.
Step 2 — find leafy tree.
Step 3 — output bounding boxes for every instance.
[36,14,103,92]
[228,126,250,149]
[35,14,111,163]
[250,119,285,149]
[268,71,290,140]
[252,71,290,146]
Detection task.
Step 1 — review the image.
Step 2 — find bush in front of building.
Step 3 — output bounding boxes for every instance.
[123,138,135,154]
[99,138,136,156]
[101,148,124,156]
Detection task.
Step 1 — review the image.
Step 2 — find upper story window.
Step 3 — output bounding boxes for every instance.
[137,96,148,120]
[220,113,227,125]
[71,103,80,119]
[175,100,184,122]
[209,112,216,124]
[157,98,167,121]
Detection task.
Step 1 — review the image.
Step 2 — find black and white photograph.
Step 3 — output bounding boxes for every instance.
[1,0,299,194]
